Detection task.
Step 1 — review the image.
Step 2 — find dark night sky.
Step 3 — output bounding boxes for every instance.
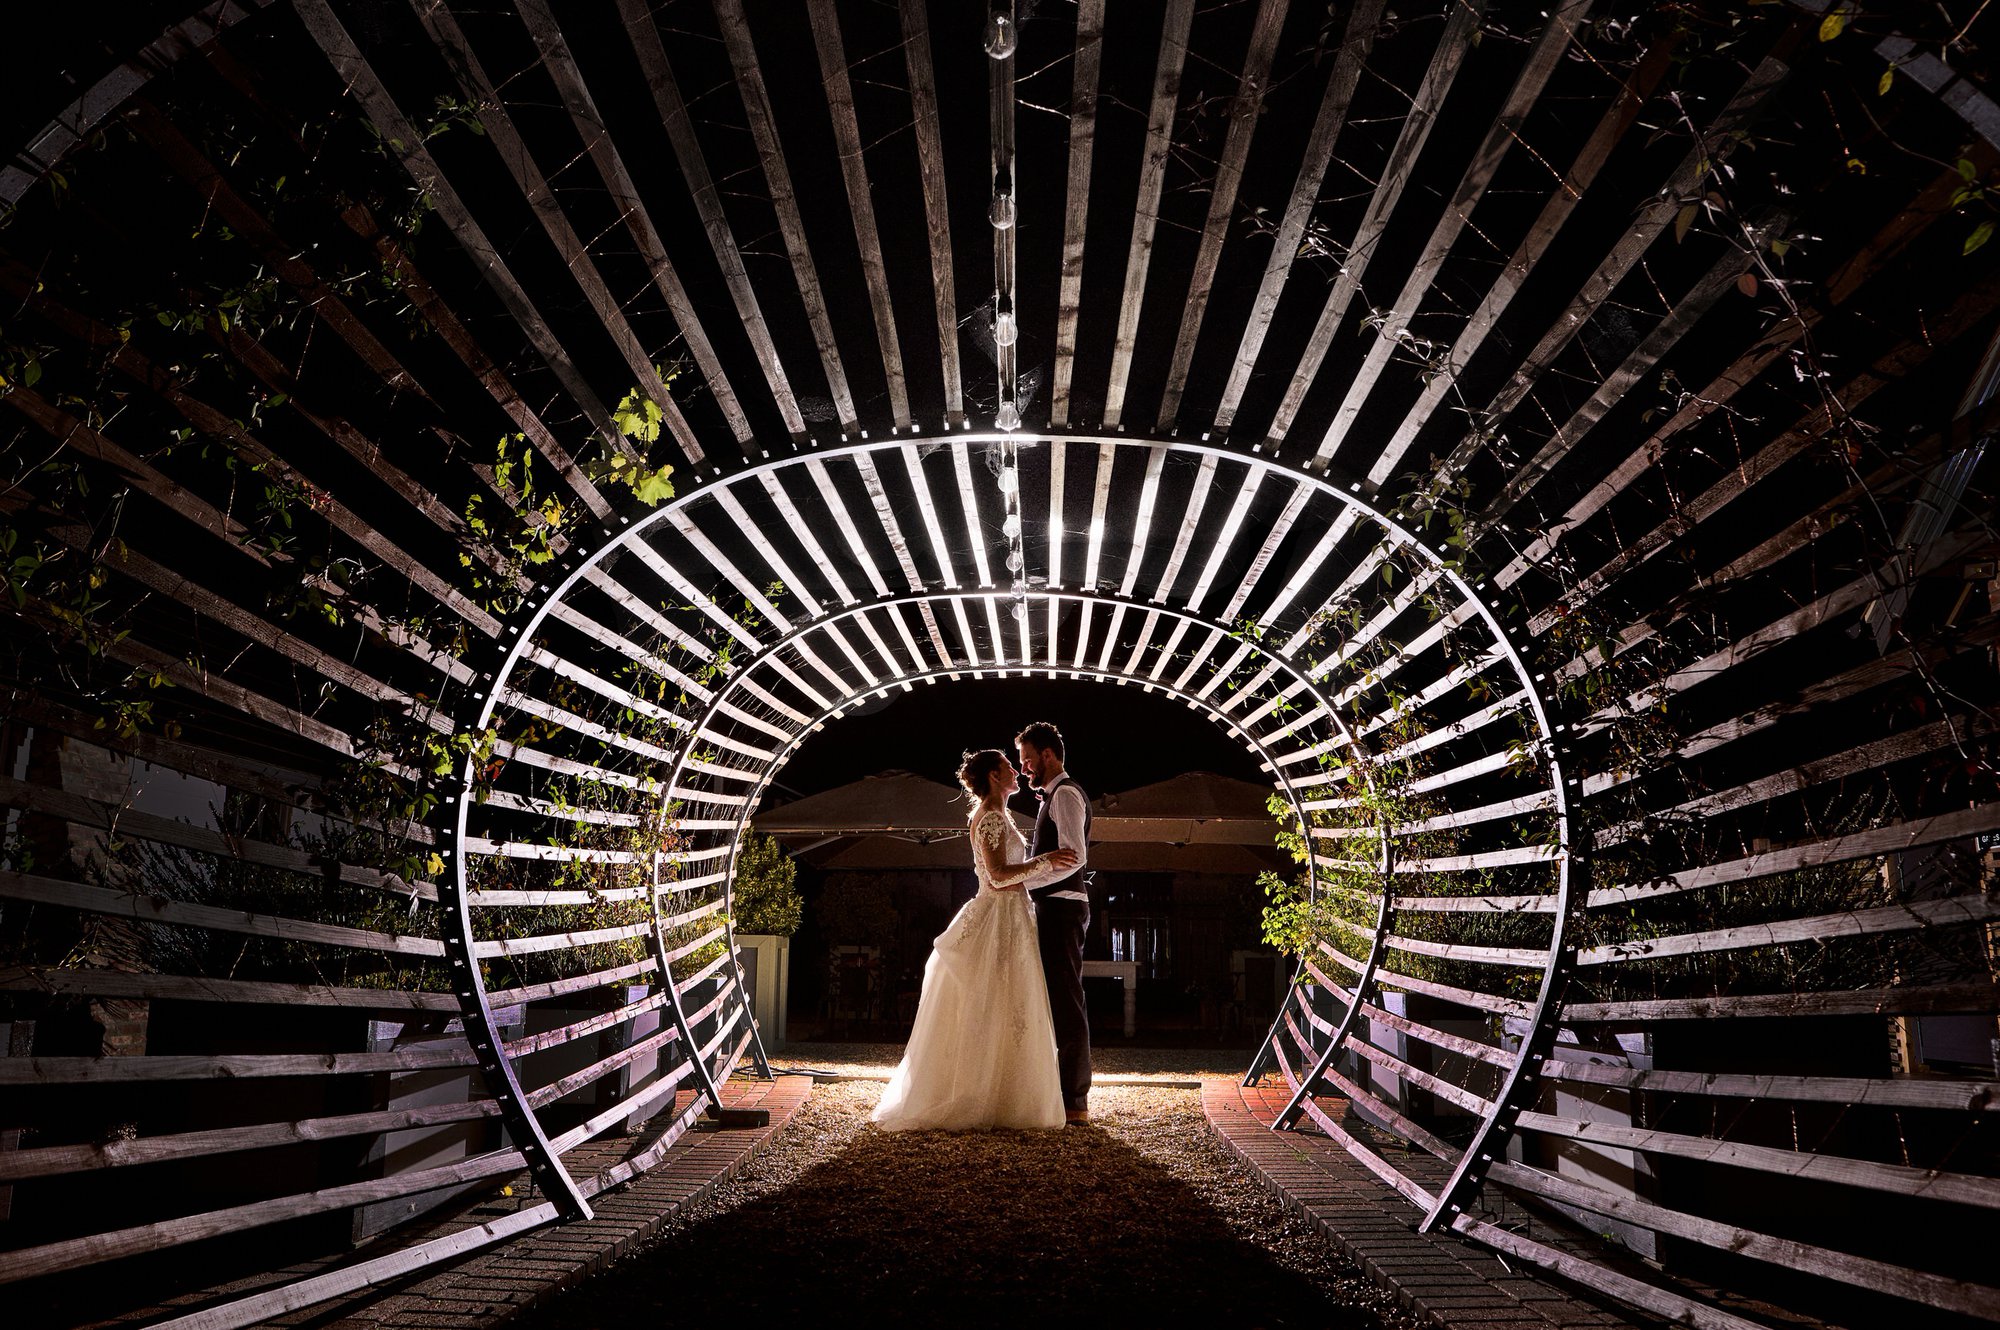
[773,675,1268,802]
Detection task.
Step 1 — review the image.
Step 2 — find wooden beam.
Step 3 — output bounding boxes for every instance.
[1315,0,1590,466]
[1212,0,1385,432]
[1101,0,1195,429]
[1418,53,1790,495]
[899,0,963,425]
[1496,159,1985,594]
[1049,0,1106,428]
[712,0,857,430]
[336,206,613,520]
[1155,0,1290,430]
[130,104,433,404]
[1531,261,2000,619]
[1365,36,1678,487]
[293,0,652,459]
[1469,229,1771,539]
[1587,802,2000,910]
[1263,0,1485,452]
[597,0,797,442]
[807,0,912,428]
[405,0,709,458]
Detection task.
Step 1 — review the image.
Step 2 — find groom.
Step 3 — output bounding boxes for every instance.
[1016,721,1093,1123]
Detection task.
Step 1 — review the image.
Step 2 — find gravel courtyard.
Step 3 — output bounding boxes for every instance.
[515,1076,1414,1328]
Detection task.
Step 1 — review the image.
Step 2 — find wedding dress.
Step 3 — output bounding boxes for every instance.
[871,807,1067,1131]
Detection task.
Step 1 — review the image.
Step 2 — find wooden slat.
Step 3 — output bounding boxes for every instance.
[0,0,275,208]
[1100,0,1194,429]
[1316,0,1589,464]
[1049,0,1106,428]
[899,0,963,424]
[807,0,911,428]
[335,203,614,520]
[1512,1112,2000,1210]
[1154,0,1288,429]
[1212,0,1385,432]
[1357,998,1512,1067]
[1541,1060,2000,1113]
[1562,983,2000,1024]
[1599,713,1997,848]
[1365,36,1677,486]
[0,1147,523,1283]
[485,958,659,1010]
[148,1198,564,1330]
[1489,1160,2000,1320]
[130,104,430,402]
[0,266,504,636]
[1263,0,1484,451]
[0,775,438,904]
[407,0,707,458]
[1533,261,2000,623]
[1456,1213,1782,1330]
[1496,159,1988,595]
[0,869,444,961]
[0,1098,498,1183]
[597,0,795,441]
[1467,231,1770,538]
[0,966,457,1012]
[0,1044,476,1086]
[1587,802,2000,908]
[711,0,857,429]
[2,386,268,562]
[292,0,637,458]
[1418,52,1789,493]
[1577,893,2000,967]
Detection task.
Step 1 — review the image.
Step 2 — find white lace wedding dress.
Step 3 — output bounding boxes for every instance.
[871,807,1067,1131]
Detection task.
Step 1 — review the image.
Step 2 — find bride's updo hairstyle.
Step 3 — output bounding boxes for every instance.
[956,748,1007,812]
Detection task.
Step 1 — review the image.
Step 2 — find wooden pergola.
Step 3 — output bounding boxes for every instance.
[1,2,1996,1326]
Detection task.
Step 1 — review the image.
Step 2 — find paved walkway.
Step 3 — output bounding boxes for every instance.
[1206,1080,1639,1330]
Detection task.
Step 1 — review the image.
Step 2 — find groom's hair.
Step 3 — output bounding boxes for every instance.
[1014,721,1063,761]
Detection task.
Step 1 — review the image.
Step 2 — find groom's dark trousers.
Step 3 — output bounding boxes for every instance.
[1031,772,1093,1112]
[1035,899,1091,1111]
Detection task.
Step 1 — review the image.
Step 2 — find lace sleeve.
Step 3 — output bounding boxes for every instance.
[973,810,1059,891]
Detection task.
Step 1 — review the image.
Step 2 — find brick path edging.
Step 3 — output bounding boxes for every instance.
[1202,1079,1635,1330]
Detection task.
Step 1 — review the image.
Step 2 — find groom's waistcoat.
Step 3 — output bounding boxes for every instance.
[1029,774,1092,902]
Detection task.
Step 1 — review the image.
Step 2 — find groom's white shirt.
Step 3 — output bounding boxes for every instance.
[1037,772,1090,902]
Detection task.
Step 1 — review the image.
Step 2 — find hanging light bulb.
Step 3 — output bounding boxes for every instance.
[1002,511,1022,538]
[1013,598,1030,622]
[989,191,1016,231]
[984,10,1016,59]
[996,399,1021,431]
[1006,550,1024,573]
[993,307,1019,347]
[996,466,1019,494]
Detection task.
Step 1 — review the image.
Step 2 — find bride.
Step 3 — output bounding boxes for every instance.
[871,749,1079,1131]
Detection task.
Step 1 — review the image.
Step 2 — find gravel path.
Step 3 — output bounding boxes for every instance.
[517,1080,1414,1328]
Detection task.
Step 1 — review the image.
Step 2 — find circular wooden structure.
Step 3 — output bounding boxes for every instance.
[1,3,1996,1326]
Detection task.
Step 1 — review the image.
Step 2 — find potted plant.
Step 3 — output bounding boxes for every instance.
[730,835,803,1049]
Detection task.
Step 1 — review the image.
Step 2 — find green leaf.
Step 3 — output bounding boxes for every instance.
[1673,203,1697,244]
[1878,65,1893,95]
[1959,158,1980,183]
[630,464,676,507]
[1967,220,1996,256]
[1818,10,1845,40]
